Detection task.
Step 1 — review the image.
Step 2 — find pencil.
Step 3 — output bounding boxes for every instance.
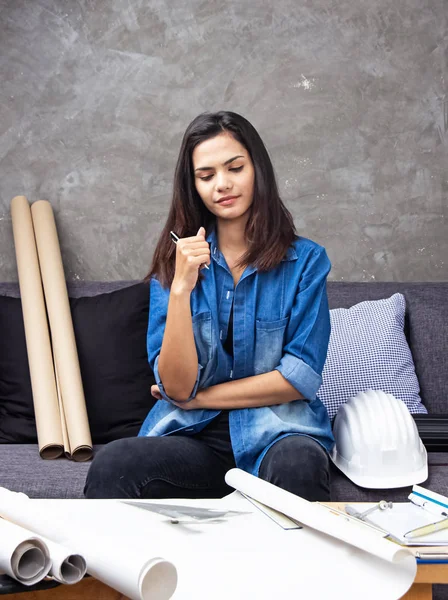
[404,516,448,539]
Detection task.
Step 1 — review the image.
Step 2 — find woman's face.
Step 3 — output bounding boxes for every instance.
[192,132,255,224]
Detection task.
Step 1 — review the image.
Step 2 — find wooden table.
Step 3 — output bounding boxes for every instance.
[3,563,447,600]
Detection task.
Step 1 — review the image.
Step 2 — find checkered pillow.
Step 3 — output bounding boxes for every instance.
[318,293,427,420]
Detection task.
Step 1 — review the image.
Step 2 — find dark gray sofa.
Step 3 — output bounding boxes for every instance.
[1,280,447,599]
[0,280,446,503]
[0,279,447,598]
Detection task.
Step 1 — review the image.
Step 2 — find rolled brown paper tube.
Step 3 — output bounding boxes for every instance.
[31,200,92,462]
[10,196,63,459]
[54,362,71,457]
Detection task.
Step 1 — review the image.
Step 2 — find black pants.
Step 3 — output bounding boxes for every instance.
[84,434,331,501]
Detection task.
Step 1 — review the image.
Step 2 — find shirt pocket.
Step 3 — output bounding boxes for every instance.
[254,316,289,374]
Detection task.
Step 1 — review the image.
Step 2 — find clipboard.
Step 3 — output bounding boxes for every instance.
[346,485,448,547]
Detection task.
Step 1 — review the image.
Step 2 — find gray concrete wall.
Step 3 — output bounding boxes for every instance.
[0,0,446,282]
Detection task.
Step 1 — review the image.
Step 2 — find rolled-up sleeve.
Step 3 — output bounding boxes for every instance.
[147,277,201,403]
[275,247,331,401]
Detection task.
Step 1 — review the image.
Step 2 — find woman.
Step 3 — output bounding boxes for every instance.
[84,111,334,501]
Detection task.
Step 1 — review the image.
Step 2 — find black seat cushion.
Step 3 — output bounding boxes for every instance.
[0,282,156,444]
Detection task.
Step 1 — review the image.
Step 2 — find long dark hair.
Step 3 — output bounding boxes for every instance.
[146,111,296,287]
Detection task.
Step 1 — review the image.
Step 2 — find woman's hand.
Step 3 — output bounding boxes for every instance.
[151,384,163,400]
[151,384,201,409]
[171,227,210,295]
[172,397,200,410]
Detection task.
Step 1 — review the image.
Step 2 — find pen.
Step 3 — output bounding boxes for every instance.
[409,495,448,518]
[170,231,210,270]
[404,516,448,539]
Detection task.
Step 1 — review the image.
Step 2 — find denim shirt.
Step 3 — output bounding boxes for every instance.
[139,230,335,475]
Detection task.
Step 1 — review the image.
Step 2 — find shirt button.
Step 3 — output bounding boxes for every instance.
[226,290,231,299]
[220,330,223,339]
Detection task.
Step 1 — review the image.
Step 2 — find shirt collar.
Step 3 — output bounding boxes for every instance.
[283,244,298,261]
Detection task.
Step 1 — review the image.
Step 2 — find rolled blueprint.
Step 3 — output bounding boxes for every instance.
[10,196,63,459]
[225,469,413,564]
[35,535,86,585]
[0,488,177,600]
[0,517,51,585]
[31,200,92,461]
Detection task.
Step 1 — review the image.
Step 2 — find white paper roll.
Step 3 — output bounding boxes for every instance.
[0,489,177,600]
[36,536,86,585]
[0,518,51,585]
[225,468,413,564]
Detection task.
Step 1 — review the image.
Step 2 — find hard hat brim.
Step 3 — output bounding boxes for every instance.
[331,448,429,489]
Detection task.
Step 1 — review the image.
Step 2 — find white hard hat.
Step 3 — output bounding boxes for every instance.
[330,389,428,489]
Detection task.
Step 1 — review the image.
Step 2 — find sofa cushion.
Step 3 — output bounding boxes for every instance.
[0,283,156,444]
[0,296,36,442]
[0,444,95,498]
[319,293,427,420]
[326,282,448,414]
[70,282,156,443]
[330,452,448,501]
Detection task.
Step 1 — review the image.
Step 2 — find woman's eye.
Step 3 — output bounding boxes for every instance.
[199,166,243,181]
